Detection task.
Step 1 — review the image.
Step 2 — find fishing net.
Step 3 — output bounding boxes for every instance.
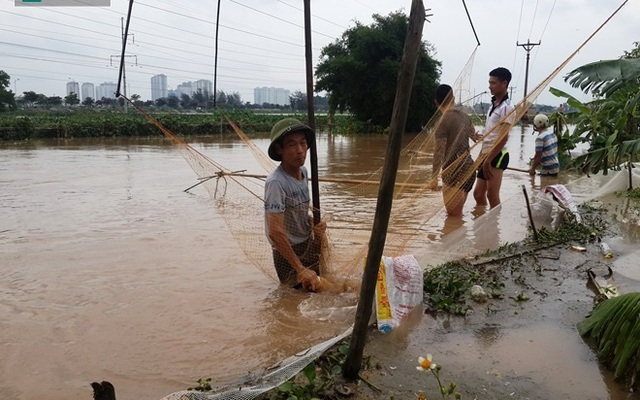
[160,327,353,400]
[124,2,628,399]
[128,0,624,290]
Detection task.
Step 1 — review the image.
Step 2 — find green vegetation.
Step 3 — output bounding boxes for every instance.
[423,204,608,316]
[316,11,441,132]
[0,110,360,141]
[416,354,461,400]
[187,377,212,392]
[551,41,640,175]
[617,187,640,199]
[579,292,640,391]
[0,70,17,112]
[423,261,479,316]
[266,341,351,400]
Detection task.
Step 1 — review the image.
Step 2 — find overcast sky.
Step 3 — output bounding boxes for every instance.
[1,0,638,107]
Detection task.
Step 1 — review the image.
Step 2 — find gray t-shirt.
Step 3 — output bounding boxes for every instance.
[264,165,312,247]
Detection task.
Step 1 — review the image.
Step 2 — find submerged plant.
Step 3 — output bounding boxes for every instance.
[188,377,212,392]
[617,187,640,199]
[423,261,478,315]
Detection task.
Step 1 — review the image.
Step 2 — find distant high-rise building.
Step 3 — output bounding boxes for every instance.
[95,82,117,100]
[176,81,195,97]
[254,87,290,106]
[195,79,213,97]
[151,74,168,101]
[81,83,95,101]
[66,81,80,96]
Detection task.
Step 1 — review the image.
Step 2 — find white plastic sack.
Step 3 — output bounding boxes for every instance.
[374,254,424,333]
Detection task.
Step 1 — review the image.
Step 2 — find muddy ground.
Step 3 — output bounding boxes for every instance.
[349,203,640,400]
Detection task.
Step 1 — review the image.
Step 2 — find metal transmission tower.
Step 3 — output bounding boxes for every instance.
[111,17,136,110]
[516,39,541,102]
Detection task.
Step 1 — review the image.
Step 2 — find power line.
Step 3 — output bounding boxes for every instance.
[275,0,347,30]
[527,0,541,40]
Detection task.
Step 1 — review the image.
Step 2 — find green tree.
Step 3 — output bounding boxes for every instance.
[226,91,243,108]
[180,93,195,108]
[290,90,307,111]
[35,93,48,106]
[64,92,80,106]
[82,97,95,107]
[23,91,39,106]
[46,96,63,106]
[130,93,142,106]
[315,11,441,132]
[551,41,640,174]
[0,70,16,112]
[215,90,227,107]
[192,89,207,107]
[167,95,180,108]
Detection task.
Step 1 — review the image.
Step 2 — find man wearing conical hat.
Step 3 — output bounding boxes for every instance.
[264,118,326,291]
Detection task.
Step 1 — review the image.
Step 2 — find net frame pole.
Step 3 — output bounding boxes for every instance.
[304,0,321,224]
[343,0,426,380]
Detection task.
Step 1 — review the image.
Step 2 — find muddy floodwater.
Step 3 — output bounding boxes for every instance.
[1,128,639,400]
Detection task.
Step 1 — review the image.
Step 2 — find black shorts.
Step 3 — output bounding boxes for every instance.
[442,157,476,193]
[477,150,509,180]
[272,238,320,287]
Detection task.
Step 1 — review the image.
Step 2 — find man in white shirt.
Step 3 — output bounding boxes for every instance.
[473,67,516,209]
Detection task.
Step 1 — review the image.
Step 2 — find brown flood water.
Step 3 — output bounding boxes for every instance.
[1,127,638,400]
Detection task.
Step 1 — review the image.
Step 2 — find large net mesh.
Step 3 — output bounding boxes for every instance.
[119,2,629,399]
[127,0,624,287]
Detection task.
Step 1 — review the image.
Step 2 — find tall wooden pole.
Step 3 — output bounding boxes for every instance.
[303,0,321,224]
[343,0,426,379]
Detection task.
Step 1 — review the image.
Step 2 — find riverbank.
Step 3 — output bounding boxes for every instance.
[0,110,373,141]
[250,194,640,400]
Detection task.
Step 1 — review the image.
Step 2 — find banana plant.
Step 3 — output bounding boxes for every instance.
[550,44,640,175]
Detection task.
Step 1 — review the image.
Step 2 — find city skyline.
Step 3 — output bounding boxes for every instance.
[61,76,295,105]
[4,1,638,107]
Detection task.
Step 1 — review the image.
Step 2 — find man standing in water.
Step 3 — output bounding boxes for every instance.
[473,67,516,209]
[528,114,559,177]
[430,84,477,216]
[264,118,326,291]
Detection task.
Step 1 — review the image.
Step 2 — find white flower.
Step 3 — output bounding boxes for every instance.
[416,354,437,371]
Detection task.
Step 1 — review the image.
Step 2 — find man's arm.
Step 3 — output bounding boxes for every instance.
[267,212,318,290]
[431,113,450,189]
[430,137,446,188]
[529,151,542,175]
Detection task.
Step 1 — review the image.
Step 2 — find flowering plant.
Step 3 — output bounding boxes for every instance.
[416,354,461,400]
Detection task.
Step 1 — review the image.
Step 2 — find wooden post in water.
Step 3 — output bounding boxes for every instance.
[303,0,321,224]
[343,0,426,379]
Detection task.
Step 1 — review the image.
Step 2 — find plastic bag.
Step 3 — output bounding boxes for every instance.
[374,254,424,333]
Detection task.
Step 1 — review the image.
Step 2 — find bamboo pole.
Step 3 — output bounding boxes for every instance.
[303,0,321,225]
[507,166,530,173]
[343,0,426,380]
[522,184,539,242]
[194,171,433,189]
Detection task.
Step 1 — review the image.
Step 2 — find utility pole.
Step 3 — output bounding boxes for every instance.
[111,17,136,111]
[516,39,541,102]
[509,85,517,99]
[213,0,221,108]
